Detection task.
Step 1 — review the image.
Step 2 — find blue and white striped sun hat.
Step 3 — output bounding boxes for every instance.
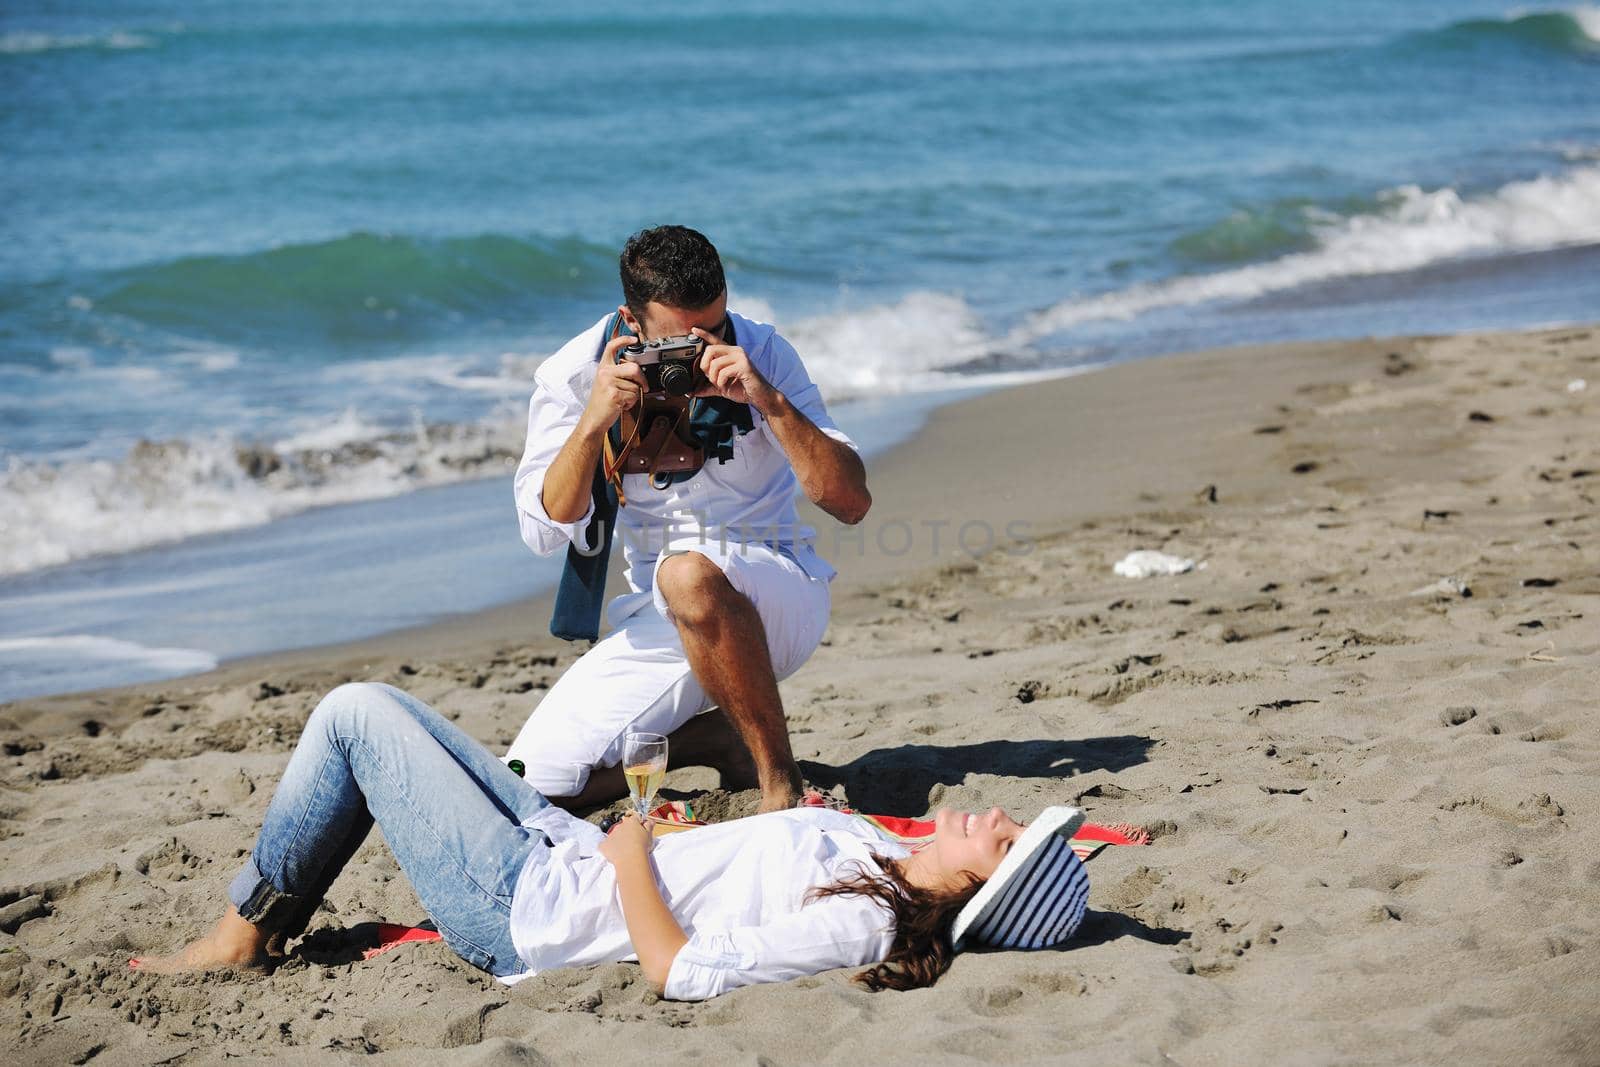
[950,806,1090,951]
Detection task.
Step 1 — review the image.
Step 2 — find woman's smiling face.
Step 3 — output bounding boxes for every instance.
[921,806,1027,886]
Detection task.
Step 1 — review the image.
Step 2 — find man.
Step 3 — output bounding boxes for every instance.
[507,226,870,813]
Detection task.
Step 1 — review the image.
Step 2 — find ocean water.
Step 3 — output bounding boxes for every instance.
[3,0,1598,699]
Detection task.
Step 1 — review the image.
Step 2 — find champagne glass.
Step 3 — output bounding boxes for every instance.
[622,731,668,825]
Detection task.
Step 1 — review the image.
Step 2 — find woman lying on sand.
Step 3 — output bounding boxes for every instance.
[132,683,1089,999]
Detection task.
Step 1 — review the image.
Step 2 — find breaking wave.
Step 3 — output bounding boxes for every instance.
[8,160,1598,580]
[1415,8,1600,57]
[1021,163,1600,339]
[0,288,1053,578]
[0,417,526,578]
[84,232,619,344]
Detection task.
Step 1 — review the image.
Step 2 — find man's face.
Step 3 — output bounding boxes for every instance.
[623,289,729,341]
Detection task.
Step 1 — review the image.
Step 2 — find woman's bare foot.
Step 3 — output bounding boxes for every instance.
[130,906,275,974]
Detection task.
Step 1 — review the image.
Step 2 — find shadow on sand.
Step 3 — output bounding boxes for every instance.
[799,734,1157,813]
[297,920,441,966]
[1070,908,1189,949]
[959,910,1188,964]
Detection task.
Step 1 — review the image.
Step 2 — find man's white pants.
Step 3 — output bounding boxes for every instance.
[505,543,830,797]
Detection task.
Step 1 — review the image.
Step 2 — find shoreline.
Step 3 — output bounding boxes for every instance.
[3,314,1588,708]
[3,322,1597,1063]
[0,379,1000,706]
[2,329,1381,728]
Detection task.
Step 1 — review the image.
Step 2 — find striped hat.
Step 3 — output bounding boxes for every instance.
[950,806,1090,951]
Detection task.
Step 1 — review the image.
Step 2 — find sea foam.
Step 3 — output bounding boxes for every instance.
[1019,163,1600,340]
[749,291,998,396]
[0,297,1053,580]
[0,636,216,702]
[0,419,525,578]
[0,635,216,673]
[1573,6,1600,40]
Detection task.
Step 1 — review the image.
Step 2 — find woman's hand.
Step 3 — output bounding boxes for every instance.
[598,812,652,866]
[601,811,688,990]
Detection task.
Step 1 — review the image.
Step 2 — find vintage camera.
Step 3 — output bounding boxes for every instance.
[618,334,707,398]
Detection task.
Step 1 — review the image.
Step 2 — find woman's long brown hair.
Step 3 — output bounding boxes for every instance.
[807,858,982,992]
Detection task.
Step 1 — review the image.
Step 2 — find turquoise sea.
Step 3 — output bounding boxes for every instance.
[2,0,1598,699]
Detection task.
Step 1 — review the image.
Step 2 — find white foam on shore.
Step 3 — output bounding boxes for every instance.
[325,352,539,398]
[0,417,526,578]
[0,635,216,672]
[274,409,395,453]
[735,289,1078,401]
[779,291,991,394]
[0,635,217,702]
[0,291,1071,580]
[0,317,1064,580]
[1017,163,1600,340]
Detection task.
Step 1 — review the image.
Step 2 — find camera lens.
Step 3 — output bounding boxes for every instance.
[659,363,693,397]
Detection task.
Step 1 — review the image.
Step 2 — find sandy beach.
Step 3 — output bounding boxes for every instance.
[3,323,1597,1065]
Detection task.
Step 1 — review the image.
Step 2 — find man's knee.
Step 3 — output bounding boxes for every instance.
[657,552,747,629]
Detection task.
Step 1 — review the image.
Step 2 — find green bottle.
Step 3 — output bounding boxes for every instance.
[507,759,525,778]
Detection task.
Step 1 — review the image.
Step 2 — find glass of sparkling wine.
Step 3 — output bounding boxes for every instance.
[622,731,668,826]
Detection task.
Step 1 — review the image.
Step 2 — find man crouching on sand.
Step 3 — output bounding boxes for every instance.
[505,225,870,813]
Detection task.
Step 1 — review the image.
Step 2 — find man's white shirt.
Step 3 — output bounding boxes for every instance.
[514,310,856,626]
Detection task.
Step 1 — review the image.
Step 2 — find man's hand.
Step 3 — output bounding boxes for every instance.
[539,332,647,523]
[691,326,780,414]
[687,323,870,524]
[598,811,653,865]
[579,334,649,437]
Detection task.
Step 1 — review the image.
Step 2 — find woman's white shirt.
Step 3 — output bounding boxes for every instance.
[507,807,907,1001]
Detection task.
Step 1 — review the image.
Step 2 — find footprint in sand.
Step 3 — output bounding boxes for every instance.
[135,838,204,881]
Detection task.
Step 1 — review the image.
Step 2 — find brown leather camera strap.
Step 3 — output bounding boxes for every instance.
[601,314,708,496]
[599,315,637,506]
[623,401,702,485]
[602,425,629,508]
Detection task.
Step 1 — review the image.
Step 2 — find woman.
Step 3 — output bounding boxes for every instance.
[133,683,1090,999]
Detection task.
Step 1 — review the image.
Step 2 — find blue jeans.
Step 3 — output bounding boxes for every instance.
[227,683,547,977]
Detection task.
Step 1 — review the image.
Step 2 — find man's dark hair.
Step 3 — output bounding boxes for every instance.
[619,226,726,321]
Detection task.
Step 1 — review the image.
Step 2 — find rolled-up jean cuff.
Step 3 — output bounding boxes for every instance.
[228,855,314,934]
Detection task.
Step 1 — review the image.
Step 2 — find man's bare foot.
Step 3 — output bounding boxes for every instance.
[756,790,802,814]
[756,767,805,813]
[130,907,274,975]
